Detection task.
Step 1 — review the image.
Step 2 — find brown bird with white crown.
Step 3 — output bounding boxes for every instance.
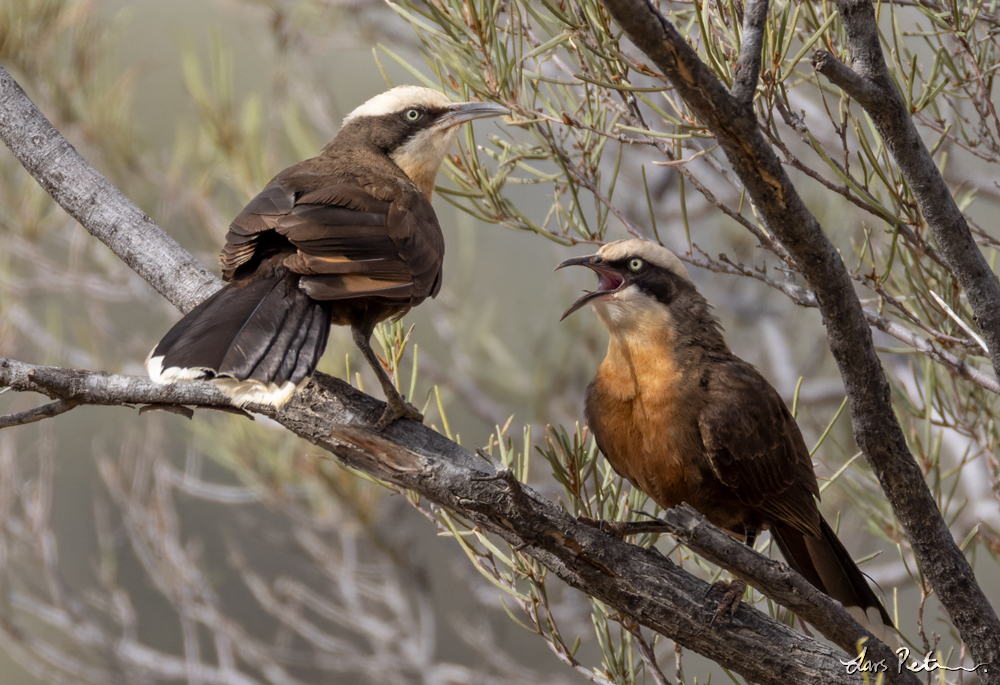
[147,86,507,427]
[559,239,891,634]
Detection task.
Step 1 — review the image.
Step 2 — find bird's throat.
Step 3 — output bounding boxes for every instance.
[598,324,681,402]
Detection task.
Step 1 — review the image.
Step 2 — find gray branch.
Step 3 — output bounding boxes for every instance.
[0,356,910,684]
[0,397,80,428]
[598,0,1000,677]
[813,0,1000,381]
[0,65,220,314]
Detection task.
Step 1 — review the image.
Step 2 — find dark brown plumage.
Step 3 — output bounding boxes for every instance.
[559,239,892,632]
[147,86,507,426]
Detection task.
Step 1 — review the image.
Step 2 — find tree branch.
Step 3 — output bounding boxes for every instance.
[812,0,1000,382]
[0,398,80,429]
[730,0,769,107]
[598,0,1000,677]
[0,65,220,314]
[0,356,911,684]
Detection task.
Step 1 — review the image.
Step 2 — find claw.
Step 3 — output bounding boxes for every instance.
[707,579,747,626]
[376,395,424,429]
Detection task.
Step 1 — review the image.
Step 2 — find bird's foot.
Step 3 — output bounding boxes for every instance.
[376,396,424,430]
[706,579,747,626]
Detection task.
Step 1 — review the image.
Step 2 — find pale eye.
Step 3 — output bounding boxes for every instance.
[628,258,644,272]
[405,109,421,121]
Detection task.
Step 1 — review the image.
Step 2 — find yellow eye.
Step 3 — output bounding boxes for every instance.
[628,258,644,272]
[405,109,421,121]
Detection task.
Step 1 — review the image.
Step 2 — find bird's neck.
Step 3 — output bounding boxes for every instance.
[391,151,442,201]
[598,317,681,402]
[390,127,460,202]
[318,138,412,198]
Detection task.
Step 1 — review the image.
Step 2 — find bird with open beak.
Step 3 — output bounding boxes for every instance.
[558,239,892,636]
[147,86,508,427]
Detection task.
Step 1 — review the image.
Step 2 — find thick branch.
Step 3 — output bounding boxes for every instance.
[0,357,907,684]
[0,65,220,313]
[813,0,1000,380]
[598,0,1000,675]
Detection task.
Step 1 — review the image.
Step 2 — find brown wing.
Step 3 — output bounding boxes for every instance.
[698,360,822,537]
[220,166,444,303]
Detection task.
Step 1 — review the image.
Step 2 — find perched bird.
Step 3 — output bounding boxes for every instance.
[147,86,507,427]
[558,239,892,633]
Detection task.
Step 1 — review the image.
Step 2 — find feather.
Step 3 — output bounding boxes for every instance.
[146,271,333,407]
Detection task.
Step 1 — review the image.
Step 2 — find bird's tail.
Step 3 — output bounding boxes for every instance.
[146,270,333,407]
[771,516,893,637]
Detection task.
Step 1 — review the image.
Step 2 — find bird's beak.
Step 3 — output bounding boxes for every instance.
[556,254,627,321]
[436,101,510,128]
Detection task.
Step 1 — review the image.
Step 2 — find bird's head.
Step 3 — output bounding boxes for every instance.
[339,85,508,200]
[557,239,704,336]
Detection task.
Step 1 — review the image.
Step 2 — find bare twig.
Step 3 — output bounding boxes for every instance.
[0,65,220,314]
[0,399,80,429]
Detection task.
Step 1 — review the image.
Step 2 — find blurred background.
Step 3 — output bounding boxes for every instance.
[1,0,998,682]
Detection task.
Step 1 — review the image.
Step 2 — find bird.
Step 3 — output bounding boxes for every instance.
[146,86,508,427]
[557,238,892,634]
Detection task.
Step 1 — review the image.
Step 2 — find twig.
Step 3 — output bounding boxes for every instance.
[0,399,80,429]
[0,351,892,684]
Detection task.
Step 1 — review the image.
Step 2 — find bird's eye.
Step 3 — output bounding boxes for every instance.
[628,258,644,272]
[404,109,422,121]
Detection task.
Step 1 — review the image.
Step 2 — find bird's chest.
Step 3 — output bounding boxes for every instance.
[585,338,708,509]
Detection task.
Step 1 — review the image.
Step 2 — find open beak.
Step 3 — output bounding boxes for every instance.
[436,101,510,128]
[556,254,627,321]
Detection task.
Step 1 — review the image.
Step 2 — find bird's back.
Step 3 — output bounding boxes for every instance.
[219,145,445,326]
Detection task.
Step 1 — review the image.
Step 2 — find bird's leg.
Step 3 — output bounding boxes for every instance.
[352,326,424,429]
[707,527,758,625]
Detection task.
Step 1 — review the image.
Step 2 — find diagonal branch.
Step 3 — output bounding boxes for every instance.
[598,0,1000,677]
[0,356,910,684]
[0,66,220,314]
[812,0,1000,381]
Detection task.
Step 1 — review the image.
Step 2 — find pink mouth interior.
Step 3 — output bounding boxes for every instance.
[597,271,624,292]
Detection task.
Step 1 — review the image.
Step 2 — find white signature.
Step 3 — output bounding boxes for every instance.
[841,646,989,675]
